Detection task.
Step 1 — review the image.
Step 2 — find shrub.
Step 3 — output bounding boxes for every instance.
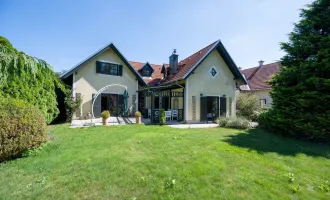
[135,111,141,117]
[101,110,110,119]
[0,98,47,162]
[236,92,261,121]
[217,117,251,129]
[64,90,82,122]
[0,37,66,124]
[159,108,166,125]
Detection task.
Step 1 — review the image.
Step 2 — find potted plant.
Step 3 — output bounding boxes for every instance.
[101,110,110,126]
[135,111,141,124]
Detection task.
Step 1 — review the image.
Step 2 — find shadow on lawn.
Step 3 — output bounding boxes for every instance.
[223,128,330,158]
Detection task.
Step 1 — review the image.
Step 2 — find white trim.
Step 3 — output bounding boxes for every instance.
[72,72,76,97]
[97,73,120,77]
[183,40,220,79]
[136,79,139,112]
[101,92,122,95]
[185,78,189,121]
[201,94,225,117]
[234,84,237,118]
[201,94,221,97]
[209,66,219,79]
[98,60,121,65]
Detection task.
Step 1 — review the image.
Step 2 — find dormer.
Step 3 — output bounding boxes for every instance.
[139,62,154,77]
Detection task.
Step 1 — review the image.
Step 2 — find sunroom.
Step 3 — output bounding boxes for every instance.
[138,84,185,123]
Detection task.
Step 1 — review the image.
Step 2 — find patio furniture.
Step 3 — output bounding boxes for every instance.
[165,111,172,121]
[171,110,178,120]
[148,109,151,118]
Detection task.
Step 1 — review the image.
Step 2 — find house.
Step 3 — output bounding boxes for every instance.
[60,40,247,123]
[239,61,281,107]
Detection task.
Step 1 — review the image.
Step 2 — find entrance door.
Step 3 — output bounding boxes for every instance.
[200,96,220,122]
[101,94,120,116]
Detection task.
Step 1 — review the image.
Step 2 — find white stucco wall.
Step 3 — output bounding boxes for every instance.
[186,50,237,122]
[73,48,138,118]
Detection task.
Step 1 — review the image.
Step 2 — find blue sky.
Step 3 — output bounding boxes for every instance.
[1,0,311,71]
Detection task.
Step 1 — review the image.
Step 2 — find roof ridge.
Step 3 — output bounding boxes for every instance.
[179,40,219,64]
[243,61,281,70]
[247,67,260,80]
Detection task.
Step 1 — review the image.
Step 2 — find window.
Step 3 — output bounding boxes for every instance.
[96,61,122,76]
[260,99,266,108]
[209,66,218,78]
[142,69,151,77]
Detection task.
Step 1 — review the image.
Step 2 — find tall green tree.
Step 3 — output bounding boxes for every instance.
[0,36,64,124]
[266,0,330,141]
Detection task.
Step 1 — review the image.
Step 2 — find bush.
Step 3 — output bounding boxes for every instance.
[0,98,47,162]
[64,90,82,122]
[217,117,251,129]
[236,92,261,121]
[135,111,141,117]
[101,110,110,119]
[0,37,66,124]
[159,108,166,125]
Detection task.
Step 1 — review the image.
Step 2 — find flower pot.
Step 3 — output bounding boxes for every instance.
[136,116,141,124]
[102,117,108,126]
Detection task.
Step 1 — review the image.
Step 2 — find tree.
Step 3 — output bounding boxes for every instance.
[0,36,64,124]
[265,0,330,141]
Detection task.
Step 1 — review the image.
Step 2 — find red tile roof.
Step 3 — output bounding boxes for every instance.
[129,61,169,86]
[162,41,218,84]
[240,62,281,90]
[130,40,218,86]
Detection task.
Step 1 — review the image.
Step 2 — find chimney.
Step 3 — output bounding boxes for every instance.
[258,60,264,67]
[169,49,178,74]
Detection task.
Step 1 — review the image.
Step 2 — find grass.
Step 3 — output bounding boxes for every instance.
[1,124,330,199]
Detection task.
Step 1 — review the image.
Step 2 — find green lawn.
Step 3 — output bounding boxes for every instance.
[1,125,330,199]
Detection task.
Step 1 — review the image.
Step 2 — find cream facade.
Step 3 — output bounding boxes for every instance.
[186,50,236,122]
[252,90,272,107]
[61,41,246,122]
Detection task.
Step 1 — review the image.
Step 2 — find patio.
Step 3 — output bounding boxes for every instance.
[138,85,185,123]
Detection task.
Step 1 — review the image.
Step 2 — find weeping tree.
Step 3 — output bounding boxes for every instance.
[0,36,64,124]
[263,0,330,141]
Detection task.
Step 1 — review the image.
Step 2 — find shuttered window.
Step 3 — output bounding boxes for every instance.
[96,61,122,76]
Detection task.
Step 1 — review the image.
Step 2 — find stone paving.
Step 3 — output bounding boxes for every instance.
[70,117,257,129]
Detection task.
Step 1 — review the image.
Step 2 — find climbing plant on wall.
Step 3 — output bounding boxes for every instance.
[0,36,64,124]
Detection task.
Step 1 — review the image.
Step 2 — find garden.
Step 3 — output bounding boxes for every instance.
[1,124,329,199]
[0,0,330,199]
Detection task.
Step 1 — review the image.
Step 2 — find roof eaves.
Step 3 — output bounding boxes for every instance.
[183,40,220,79]
[60,43,147,86]
[60,42,113,79]
[216,40,247,84]
[110,44,147,86]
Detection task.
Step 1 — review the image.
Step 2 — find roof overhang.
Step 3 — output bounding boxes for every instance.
[183,40,247,84]
[60,43,147,86]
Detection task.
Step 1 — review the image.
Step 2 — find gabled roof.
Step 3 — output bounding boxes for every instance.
[60,40,245,87]
[60,43,147,85]
[130,61,169,86]
[161,40,247,84]
[240,62,281,90]
[138,62,154,72]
